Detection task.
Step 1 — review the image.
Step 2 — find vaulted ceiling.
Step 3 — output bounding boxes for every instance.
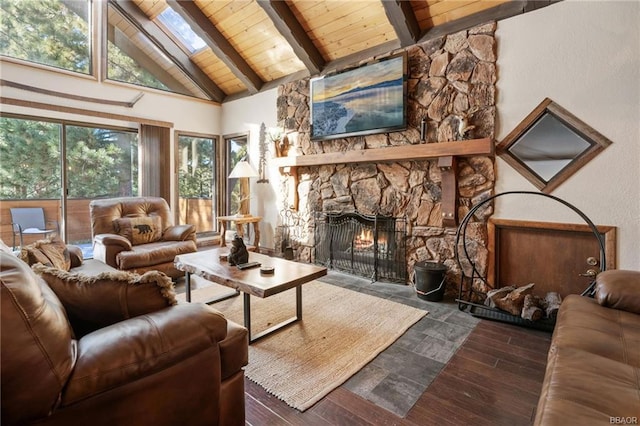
[112,0,556,103]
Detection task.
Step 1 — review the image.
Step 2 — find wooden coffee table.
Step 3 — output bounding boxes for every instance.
[174,248,327,343]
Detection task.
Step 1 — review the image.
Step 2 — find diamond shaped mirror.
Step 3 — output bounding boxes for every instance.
[497,98,612,193]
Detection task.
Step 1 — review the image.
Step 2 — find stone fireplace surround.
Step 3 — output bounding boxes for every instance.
[275,22,497,295]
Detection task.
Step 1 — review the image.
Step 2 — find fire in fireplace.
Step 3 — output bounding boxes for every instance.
[313,211,406,283]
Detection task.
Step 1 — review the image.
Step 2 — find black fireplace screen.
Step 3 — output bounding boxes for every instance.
[313,211,406,283]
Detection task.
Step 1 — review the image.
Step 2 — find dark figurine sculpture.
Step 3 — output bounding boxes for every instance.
[228,234,249,266]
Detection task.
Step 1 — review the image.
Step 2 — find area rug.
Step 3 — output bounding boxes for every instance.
[178,281,427,411]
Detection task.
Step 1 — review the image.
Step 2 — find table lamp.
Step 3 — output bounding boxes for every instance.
[228,160,258,217]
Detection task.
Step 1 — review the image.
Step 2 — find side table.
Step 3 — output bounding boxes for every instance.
[217,215,261,252]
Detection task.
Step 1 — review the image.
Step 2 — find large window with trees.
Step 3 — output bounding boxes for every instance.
[0,115,138,254]
[106,3,203,98]
[0,117,61,199]
[1,0,210,99]
[106,3,171,92]
[66,125,138,199]
[0,0,91,74]
[177,133,217,235]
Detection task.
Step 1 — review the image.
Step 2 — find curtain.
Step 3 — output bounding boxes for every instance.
[139,124,170,199]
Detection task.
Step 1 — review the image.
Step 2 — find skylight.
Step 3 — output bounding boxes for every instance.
[157,6,206,53]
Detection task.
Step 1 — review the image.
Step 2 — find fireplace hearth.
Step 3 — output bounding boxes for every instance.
[313,211,406,283]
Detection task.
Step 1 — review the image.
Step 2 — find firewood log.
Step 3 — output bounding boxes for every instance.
[485,286,515,308]
[492,283,535,316]
[522,294,543,321]
[544,292,562,319]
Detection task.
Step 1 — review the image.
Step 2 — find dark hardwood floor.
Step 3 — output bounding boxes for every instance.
[244,319,551,425]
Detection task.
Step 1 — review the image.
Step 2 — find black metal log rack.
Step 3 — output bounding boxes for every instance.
[454,191,607,332]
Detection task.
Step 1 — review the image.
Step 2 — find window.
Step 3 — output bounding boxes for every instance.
[157,7,205,53]
[177,133,217,234]
[0,0,91,74]
[224,134,248,216]
[66,125,138,199]
[0,115,139,255]
[0,116,61,199]
[106,3,207,99]
[106,3,172,92]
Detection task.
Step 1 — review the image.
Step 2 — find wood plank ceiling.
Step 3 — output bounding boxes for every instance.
[120,0,555,103]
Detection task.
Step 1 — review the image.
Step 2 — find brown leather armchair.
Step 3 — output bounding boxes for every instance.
[1,252,248,426]
[90,197,197,278]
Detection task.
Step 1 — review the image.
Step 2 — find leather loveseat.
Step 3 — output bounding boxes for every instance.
[90,197,197,278]
[534,270,640,425]
[1,252,248,426]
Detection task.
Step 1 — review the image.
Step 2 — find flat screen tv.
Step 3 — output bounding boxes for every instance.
[310,52,407,141]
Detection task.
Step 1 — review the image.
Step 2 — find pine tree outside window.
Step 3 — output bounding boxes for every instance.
[0,0,91,74]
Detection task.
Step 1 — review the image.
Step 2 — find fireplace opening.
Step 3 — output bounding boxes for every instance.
[313,211,406,283]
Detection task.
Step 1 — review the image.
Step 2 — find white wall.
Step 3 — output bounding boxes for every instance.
[495,1,640,269]
[221,88,280,249]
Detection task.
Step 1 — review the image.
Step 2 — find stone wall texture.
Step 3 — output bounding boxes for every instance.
[276,23,497,296]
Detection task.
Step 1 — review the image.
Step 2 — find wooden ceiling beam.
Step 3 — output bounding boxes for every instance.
[110,0,225,102]
[168,0,263,94]
[381,0,422,47]
[419,1,528,42]
[524,0,562,13]
[256,0,325,76]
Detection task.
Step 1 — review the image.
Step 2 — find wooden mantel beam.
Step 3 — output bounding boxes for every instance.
[272,138,493,168]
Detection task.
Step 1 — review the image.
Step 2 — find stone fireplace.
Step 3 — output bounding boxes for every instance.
[274,23,497,295]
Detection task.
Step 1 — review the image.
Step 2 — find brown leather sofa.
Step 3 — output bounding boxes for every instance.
[90,197,197,278]
[1,252,249,426]
[534,270,640,425]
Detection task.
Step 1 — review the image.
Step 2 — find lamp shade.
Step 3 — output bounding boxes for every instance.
[228,160,258,178]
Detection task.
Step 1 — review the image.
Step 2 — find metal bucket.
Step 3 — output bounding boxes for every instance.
[414,261,447,302]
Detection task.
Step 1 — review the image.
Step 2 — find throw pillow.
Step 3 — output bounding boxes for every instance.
[32,264,177,337]
[20,237,71,271]
[114,216,162,245]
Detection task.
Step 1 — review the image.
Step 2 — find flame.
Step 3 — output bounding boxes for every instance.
[353,229,391,253]
[359,229,372,243]
[354,229,373,249]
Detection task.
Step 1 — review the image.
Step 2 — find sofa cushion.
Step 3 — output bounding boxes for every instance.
[551,295,640,368]
[32,264,178,337]
[535,346,640,424]
[20,237,71,271]
[71,258,119,275]
[114,216,162,245]
[219,320,249,381]
[595,269,640,315]
[116,240,197,270]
